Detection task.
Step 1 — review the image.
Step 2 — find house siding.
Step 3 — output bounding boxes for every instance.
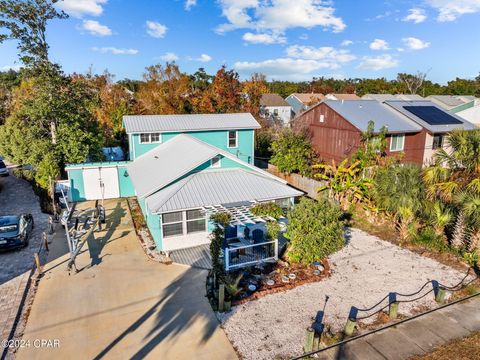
[294,102,426,166]
[130,129,255,164]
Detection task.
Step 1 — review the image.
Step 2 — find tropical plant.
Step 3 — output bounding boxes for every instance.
[314,159,373,210]
[250,202,283,219]
[352,121,388,167]
[412,227,450,253]
[209,212,231,282]
[425,201,455,238]
[224,273,244,299]
[286,197,345,264]
[270,129,317,176]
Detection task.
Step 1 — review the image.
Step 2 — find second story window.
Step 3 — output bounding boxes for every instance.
[432,134,444,150]
[228,131,238,148]
[390,134,405,152]
[140,133,162,144]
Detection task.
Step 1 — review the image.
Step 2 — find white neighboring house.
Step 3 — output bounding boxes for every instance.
[457,103,480,127]
[260,94,292,126]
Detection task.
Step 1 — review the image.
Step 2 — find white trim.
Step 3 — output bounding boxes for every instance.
[139,133,162,144]
[227,130,238,148]
[390,134,405,152]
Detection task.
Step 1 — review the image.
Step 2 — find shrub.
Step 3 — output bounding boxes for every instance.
[250,202,283,219]
[209,212,231,282]
[269,129,316,176]
[286,197,345,264]
[412,227,450,252]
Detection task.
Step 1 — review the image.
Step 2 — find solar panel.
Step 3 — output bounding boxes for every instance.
[403,106,463,126]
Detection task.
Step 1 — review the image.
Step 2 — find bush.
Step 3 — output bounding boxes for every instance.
[250,202,283,219]
[286,197,345,264]
[412,227,450,252]
[269,129,316,176]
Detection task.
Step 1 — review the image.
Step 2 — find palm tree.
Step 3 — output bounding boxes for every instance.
[426,201,454,239]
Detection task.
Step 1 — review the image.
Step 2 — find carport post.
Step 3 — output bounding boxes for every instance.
[42,232,49,251]
[48,216,54,234]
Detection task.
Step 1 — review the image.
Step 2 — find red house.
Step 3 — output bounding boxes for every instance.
[293,99,475,166]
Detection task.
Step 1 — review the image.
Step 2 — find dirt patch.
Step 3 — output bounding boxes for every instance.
[410,332,480,360]
[218,228,475,360]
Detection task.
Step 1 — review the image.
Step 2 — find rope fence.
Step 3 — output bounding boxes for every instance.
[302,267,479,355]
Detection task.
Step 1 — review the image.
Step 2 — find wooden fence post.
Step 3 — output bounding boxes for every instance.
[388,293,399,319]
[218,284,225,312]
[344,306,358,337]
[304,327,314,353]
[48,216,54,234]
[34,253,41,274]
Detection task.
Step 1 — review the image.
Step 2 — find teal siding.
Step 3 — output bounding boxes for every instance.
[69,169,86,202]
[118,167,135,197]
[451,101,475,113]
[139,198,163,250]
[131,129,255,164]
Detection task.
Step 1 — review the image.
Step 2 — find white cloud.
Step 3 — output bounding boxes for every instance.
[0,65,22,72]
[216,0,346,35]
[403,8,427,23]
[159,52,179,61]
[56,0,107,18]
[299,34,309,40]
[81,20,112,36]
[402,37,430,50]
[196,54,212,62]
[234,58,342,81]
[357,54,399,71]
[92,47,138,55]
[369,39,389,50]
[426,0,480,21]
[146,21,167,38]
[286,45,356,63]
[341,40,353,46]
[185,0,197,10]
[242,32,286,44]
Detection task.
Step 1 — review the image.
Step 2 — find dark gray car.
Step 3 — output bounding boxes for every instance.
[0,160,8,176]
[0,215,34,251]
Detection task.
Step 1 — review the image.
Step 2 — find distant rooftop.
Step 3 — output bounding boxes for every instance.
[362,94,424,101]
[289,93,325,104]
[260,93,290,107]
[327,93,361,100]
[324,100,422,133]
[427,95,476,110]
[123,113,261,133]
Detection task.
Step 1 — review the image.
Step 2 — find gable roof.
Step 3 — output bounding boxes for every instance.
[324,100,422,133]
[127,134,285,200]
[289,93,325,104]
[123,113,261,133]
[362,94,424,101]
[260,94,290,107]
[426,95,476,111]
[385,100,476,133]
[146,168,303,213]
[327,93,360,100]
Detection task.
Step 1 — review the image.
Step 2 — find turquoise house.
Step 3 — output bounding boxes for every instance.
[66,113,302,253]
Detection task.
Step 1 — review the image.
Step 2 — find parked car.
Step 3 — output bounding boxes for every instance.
[0,215,34,250]
[0,160,8,176]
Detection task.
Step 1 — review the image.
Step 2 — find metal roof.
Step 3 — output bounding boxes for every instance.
[289,93,325,104]
[327,93,360,100]
[362,94,425,102]
[123,113,261,133]
[385,100,477,133]
[324,100,422,133]
[146,169,303,213]
[127,134,287,199]
[427,95,476,110]
[260,94,290,107]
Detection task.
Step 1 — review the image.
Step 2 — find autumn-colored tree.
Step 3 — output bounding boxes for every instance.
[204,66,243,113]
[242,73,268,116]
[136,63,191,115]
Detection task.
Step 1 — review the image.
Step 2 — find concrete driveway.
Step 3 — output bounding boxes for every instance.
[17,199,237,360]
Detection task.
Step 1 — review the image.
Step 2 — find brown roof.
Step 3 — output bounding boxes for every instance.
[260,93,290,107]
[329,93,360,100]
[291,93,325,104]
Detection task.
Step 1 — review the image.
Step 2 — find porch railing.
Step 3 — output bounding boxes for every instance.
[224,239,278,271]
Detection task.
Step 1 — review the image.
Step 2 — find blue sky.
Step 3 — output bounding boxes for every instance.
[1,0,480,83]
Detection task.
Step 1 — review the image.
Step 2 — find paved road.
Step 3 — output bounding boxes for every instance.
[317,296,480,360]
[17,199,237,360]
[0,169,48,348]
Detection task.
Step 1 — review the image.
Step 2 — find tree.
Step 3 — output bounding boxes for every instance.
[241,73,268,116]
[136,63,191,115]
[0,0,67,66]
[269,129,317,176]
[0,69,22,124]
[352,120,388,167]
[207,66,243,113]
[397,72,427,95]
[286,197,345,264]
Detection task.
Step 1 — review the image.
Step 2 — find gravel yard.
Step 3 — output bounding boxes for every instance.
[218,228,473,360]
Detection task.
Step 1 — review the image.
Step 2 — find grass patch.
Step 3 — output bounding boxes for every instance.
[412,227,450,253]
[411,332,480,360]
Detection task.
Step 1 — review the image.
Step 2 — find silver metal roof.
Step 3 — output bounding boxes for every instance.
[427,95,476,110]
[385,100,477,133]
[146,169,303,213]
[324,100,422,133]
[362,94,425,102]
[123,113,261,133]
[127,134,287,200]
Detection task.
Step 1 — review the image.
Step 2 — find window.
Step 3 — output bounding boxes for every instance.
[273,109,279,116]
[186,209,206,234]
[319,114,325,123]
[390,134,405,152]
[432,134,444,150]
[211,155,221,168]
[162,211,183,238]
[139,133,162,144]
[228,131,238,148]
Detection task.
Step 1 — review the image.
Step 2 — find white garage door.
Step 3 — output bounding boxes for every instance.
[83,167,120,200]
